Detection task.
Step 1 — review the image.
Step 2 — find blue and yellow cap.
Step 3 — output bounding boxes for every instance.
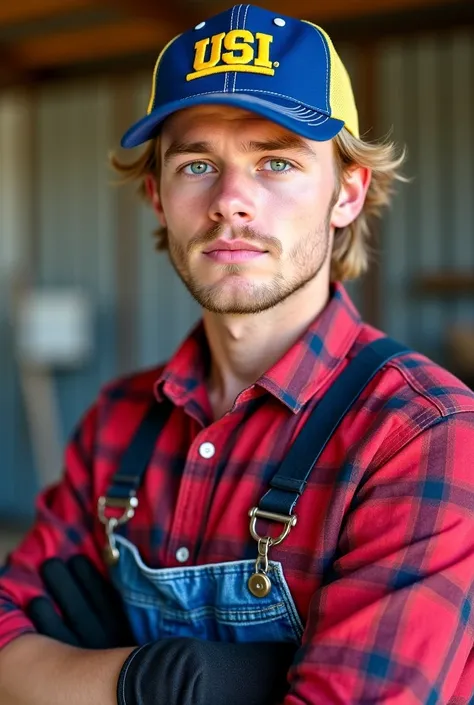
[121,3,359,148]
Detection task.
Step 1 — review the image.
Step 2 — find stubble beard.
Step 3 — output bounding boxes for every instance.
[167,219,331,315]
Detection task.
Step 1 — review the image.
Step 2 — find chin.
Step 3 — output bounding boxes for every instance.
[191,278,288,315]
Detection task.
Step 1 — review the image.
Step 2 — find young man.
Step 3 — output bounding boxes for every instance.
[1,4,474,704]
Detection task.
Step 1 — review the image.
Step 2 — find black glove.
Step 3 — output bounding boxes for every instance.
[117,637,297,705]
[26,555,135,649]
[28,555,297,705]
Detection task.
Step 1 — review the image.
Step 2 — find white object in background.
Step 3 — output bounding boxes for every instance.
[17,289,93,368]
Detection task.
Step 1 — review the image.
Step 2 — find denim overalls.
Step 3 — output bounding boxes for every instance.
[97,339,407,648]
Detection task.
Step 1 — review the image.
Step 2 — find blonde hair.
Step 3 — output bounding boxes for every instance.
[110,127,407,281]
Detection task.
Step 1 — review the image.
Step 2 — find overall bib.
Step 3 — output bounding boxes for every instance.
[97,339,407,647]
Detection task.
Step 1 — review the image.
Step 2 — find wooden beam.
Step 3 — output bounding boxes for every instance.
[0,0,97,26]
[98,0,201,27]
[415,272,474,295]
[14,20,173,69]
[0,46,32,87]
[262,0,465,21]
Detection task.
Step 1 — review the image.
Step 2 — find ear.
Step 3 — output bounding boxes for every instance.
[144,174,167,227]
[330,166,372,230]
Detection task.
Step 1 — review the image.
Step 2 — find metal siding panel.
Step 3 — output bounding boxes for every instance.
[451,33,474,325]
[377,31,474,362]
[95,81,120,385]
[415,36,445,362]
[378,40,412,347]
[0,94,38,519]
[36,80,118,441]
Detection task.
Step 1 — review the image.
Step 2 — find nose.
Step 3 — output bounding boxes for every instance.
[208,170,256,226]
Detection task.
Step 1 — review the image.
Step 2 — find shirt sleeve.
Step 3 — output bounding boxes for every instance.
[284,411,474,705]
[0,404,102,652]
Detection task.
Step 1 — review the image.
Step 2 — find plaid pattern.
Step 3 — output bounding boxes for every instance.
[1,283,474,703]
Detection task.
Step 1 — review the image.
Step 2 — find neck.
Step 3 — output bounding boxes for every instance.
[203,274,331,419]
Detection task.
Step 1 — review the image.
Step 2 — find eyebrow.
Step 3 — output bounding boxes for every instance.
[163,141,212,164]
[163,135,317,164]
[242,136,318,160]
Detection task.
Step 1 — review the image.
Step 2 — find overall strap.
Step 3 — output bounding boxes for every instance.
[107,398,172,501]
[257,337,411,517]
[98,398,173,563]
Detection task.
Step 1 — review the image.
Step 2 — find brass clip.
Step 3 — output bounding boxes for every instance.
[97,495,138,565]
[248,507,297,546]
[247,507,297,598]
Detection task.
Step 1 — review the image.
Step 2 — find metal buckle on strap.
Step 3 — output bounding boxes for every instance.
[247,507,297,598]
[97,495,138,565]
[248,507,297,546]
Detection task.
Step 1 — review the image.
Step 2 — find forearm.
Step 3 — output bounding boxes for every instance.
[0,634,134,705]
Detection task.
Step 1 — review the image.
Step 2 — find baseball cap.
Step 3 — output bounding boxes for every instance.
[120,3,359,148]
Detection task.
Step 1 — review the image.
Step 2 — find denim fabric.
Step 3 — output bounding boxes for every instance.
[111,534,303,646]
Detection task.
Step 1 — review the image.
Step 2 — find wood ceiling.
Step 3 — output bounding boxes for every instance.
[0,0,472,86]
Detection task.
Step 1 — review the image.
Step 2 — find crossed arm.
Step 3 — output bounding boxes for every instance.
[1,408,474,704]
[0,406,294,705]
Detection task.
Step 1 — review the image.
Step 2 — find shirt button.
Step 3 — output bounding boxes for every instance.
[176,546,190,563]
[199,441,215,459]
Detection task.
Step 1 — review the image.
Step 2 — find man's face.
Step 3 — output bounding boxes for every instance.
[157,105,340,315]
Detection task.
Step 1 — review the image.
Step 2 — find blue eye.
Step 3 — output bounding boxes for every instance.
[183,162,211,175]
[263,159,292,172]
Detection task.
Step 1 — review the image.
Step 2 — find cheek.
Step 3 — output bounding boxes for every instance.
[161,180,208,227]
[266,178,329,226]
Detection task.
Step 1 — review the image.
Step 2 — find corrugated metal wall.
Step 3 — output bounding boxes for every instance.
[0,28,473,520]
[35,80,119,432]
[379,31,474,361]
[0,93,36,519]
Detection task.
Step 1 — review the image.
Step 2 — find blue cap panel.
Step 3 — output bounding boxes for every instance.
[153,7,236,107]
[230,6,330,114]
[152,4,331,115]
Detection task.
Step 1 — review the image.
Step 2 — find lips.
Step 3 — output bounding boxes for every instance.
[203,239,266,254]
[203,239,268,264]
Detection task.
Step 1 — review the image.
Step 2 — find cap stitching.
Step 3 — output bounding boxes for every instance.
[226,5,238,92]
[280,113,329,126]
[228,4,241,93]
[257,103,327,119]
[234,4,251,93]
[238,87,329,113]
[272,111,328,123]
[169,89,332,125]
[302,21,330,113]
[271,108,329,125]
[234,4,245,92]
[175,88,331,117]
[225,6,237,93]
[279,106,318,115]
[179,87,328,115]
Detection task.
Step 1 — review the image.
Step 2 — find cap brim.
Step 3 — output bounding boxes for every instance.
[120,93,344,148]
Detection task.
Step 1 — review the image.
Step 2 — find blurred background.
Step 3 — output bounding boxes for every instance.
[0,0,473,554]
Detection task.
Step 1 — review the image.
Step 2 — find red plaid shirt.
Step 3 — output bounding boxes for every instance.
[1,283,474,704]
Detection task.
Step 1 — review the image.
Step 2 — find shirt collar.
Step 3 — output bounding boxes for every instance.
[155,283,362,413]
[155,321,210,407]
[258,283,362,412]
